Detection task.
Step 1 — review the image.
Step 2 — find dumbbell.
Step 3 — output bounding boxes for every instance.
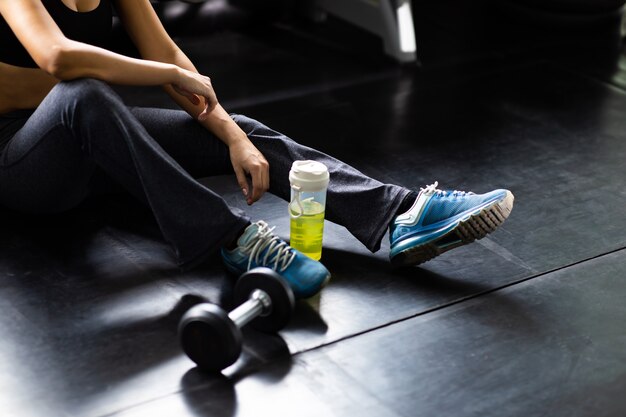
[178,267,295,372]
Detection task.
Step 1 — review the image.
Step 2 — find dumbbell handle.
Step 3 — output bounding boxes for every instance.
[228,289,272,328]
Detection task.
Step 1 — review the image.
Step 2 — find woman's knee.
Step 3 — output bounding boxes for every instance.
[51,78,118,111]
[52,78,109,95]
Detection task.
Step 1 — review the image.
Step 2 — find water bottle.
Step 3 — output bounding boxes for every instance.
[289,160,329,261]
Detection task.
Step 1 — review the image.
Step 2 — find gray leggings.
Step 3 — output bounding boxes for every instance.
[0,79,408,268]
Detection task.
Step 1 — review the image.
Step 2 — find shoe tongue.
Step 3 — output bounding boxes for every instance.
[238,222,261,246]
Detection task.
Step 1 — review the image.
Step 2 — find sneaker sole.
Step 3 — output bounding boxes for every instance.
[391,191,514,267]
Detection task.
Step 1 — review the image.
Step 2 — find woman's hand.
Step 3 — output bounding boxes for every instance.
[172,68,218,120]
[228,137,270,205]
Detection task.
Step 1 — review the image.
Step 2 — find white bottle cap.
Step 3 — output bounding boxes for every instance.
[289,160,329,192]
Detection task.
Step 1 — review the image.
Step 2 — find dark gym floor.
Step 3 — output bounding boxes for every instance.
[2,1,626,416]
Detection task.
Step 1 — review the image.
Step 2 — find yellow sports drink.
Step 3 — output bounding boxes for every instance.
[289,161,329,260]
[290,199,325,260]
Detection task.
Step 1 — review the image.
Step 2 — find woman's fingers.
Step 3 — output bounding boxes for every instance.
[188,94,200,105]
[172,85,200,105]
[235,160,268,205]
[248,159,269,204]
[174,70,218,120]
[198,101,209,121]
[234,166,250,202]
[204,77,218,110]
[228,140,269,205]
[198,76,217,117]
[198,89,218,121]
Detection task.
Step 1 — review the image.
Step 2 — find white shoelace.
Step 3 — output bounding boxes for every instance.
[241,221,296,272]
[421,181,474,198]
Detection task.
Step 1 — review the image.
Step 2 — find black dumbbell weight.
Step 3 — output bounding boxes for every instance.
[178,267,295,372]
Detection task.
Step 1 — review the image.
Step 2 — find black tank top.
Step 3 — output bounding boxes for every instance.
[0,0,113,68]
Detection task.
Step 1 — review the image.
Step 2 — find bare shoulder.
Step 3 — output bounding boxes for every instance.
[0,0,66,70]
[0,0,63,38]
[0,0,38,17]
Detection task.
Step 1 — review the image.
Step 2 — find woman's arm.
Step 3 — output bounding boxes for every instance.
[113,0,269,204]
[0,0,217,117]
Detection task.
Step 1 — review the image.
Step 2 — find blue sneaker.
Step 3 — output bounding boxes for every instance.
[221,221,331,299]
[389,182,514,266]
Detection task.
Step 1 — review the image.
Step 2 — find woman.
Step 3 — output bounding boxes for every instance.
[0,0,514,298]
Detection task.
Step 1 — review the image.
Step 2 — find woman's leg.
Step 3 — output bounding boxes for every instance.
[223,115,513,267]
[126,108,409,252]
[116,108,402,297]
[0,79,250,269]
[127,107,234,180]
[231,114,411,253]
[124,110,513,267]
[125,109,411,254]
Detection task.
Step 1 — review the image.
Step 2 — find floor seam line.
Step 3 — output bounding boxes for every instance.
[223,70,399,110]
[291,245,626,358]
